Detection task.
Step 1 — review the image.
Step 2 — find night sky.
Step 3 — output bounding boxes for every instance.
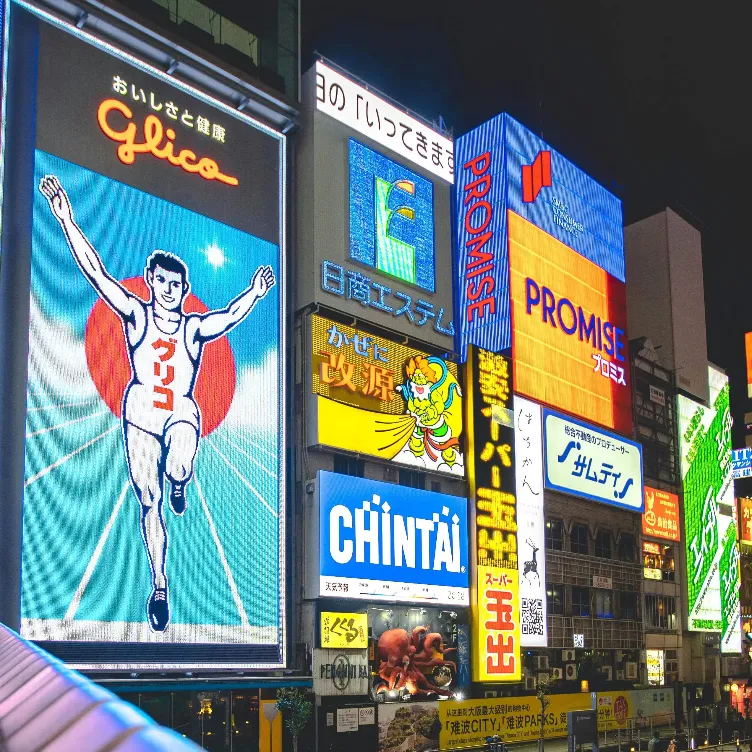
[303,0,750,447]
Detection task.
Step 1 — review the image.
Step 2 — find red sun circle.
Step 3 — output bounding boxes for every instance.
[84,277,236,436]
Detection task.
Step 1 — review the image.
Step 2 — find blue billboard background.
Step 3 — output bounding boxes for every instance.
[319,470,469,591]
[349,138,436,292]
[454,114,624,360]
[21,151,283,651]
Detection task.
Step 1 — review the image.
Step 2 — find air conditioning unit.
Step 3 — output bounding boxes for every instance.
[537,672,550,685]
[551,667,564,680]
[485,690,499,699]
[616,670,626,680]
[601,666,613,681]
[525,677,536,690]
[562,649,576,662]
[565,663,577,681]
[535,655,549,670]
[626,662,638,680]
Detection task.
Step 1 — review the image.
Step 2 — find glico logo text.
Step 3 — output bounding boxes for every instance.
[525,278,625,362]
[328,493,463,573]
[97,99,239,186]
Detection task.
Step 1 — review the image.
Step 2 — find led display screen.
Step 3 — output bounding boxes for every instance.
[309,313,464,476]
[349,139,435,291]
[543,409,643,512]
[679,367,738,648]
[454,115,630,436]
[642,486,681,542]
[13,13,285,667]
[509,213,631,435]
[465,347,521,682]
[746,332,752,398]
[317,471,469,605]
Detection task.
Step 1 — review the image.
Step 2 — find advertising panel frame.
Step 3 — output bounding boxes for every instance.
[1,0,288,669]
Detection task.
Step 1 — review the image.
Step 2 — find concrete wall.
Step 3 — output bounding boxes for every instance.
[624,209,708,404]
[666,208,708,403]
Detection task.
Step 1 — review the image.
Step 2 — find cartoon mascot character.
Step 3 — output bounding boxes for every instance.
[396,355,463,473]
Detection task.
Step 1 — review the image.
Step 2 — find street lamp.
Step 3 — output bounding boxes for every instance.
[263,701,279,752]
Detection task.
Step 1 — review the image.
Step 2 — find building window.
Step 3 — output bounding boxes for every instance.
[645,595,677,631]
[398,469,425,489]
[334,454,364,477]
[547,584,564,615]
[570,524,589,556]
[620,591,638,621]
[595,590,613,619]
[545,519,564,551]
[571,586,590,617]
[618,533,636,563]
[643,542,675,582]
[595,531,612,559]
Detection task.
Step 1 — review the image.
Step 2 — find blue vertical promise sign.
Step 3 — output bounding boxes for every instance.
[318,470,469,604]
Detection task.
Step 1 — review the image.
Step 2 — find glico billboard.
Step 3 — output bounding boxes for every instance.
[455,115,631,436]
[679,366,740,652]
[2,6,286,668]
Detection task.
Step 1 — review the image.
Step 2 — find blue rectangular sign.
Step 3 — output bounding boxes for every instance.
[318,470,469,604]
[543,409,644,513]
[733,448,752,479]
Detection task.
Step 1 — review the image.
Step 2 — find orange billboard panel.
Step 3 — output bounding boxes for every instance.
[740,498,752,546]
[642,486,681,542]
[746,332,752,398]
[508,211,632,435]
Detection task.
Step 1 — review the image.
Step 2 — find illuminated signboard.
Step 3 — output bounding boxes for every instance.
[314,61,454,183]
[679,366,736,637]
[642,486,681,541]
[466,347,521,682]
[300,64,455,349]
[719,522,741,654]
[320,612,368,649]
[454,116,629,436]
[514,396,547,646]
[349,139,435,291]
[11,13,285,667]
[316,470,469,604]
[646,650,664,686]
[733,448,752,480]
[309,314,464,476]
[740,499,752,545]
[543,409,644,512]
[746,332,752,398]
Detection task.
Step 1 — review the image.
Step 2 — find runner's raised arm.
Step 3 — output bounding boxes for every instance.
[39,174,139,322]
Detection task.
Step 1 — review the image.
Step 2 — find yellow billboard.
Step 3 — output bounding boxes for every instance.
[320,612,368,649]
[439,694,591,749]
[310,314,463,476]
[466,348,521,682]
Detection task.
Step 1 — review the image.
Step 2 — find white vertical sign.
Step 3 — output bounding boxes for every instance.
[514,395,547,646]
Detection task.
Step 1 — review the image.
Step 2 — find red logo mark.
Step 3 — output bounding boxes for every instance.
[521,150,552,203]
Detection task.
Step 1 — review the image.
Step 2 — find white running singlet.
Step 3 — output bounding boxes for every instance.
[122,306,201,438]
